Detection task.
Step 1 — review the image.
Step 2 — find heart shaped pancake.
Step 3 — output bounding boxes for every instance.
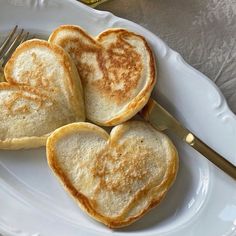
[47,121,178,228]
[49,25,156,126]
[1,39,85,149]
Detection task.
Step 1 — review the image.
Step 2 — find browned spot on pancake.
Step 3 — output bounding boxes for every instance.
[4,91,46,116]
[19,52,55,89]
[78,62,95,84]
[93,37,142,104]
[91,138,158,195]
[60,39,100,86]
[62,31,142,105]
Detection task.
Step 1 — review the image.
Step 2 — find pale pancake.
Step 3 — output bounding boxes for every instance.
[46,121,178,228]
[1,39,85,149]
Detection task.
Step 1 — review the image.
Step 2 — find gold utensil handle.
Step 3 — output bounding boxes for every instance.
[141,99,236,180]
[185,133,236,180]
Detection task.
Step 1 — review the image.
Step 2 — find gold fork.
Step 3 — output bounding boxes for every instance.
[0,26,29,82]
[140,98,236,180]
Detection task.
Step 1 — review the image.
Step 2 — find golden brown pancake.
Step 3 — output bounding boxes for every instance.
[49,25,156,126]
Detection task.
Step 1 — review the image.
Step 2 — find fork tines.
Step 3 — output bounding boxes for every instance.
[0,26,30,66]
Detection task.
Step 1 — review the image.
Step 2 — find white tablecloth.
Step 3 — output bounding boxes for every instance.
[97,0,236,114]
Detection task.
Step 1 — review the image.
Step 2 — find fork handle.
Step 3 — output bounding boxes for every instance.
[184,133,236,180]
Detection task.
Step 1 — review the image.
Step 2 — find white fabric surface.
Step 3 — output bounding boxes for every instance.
[97,0,236,114]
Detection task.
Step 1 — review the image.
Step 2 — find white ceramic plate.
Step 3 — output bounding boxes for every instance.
[0,1,236,236]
